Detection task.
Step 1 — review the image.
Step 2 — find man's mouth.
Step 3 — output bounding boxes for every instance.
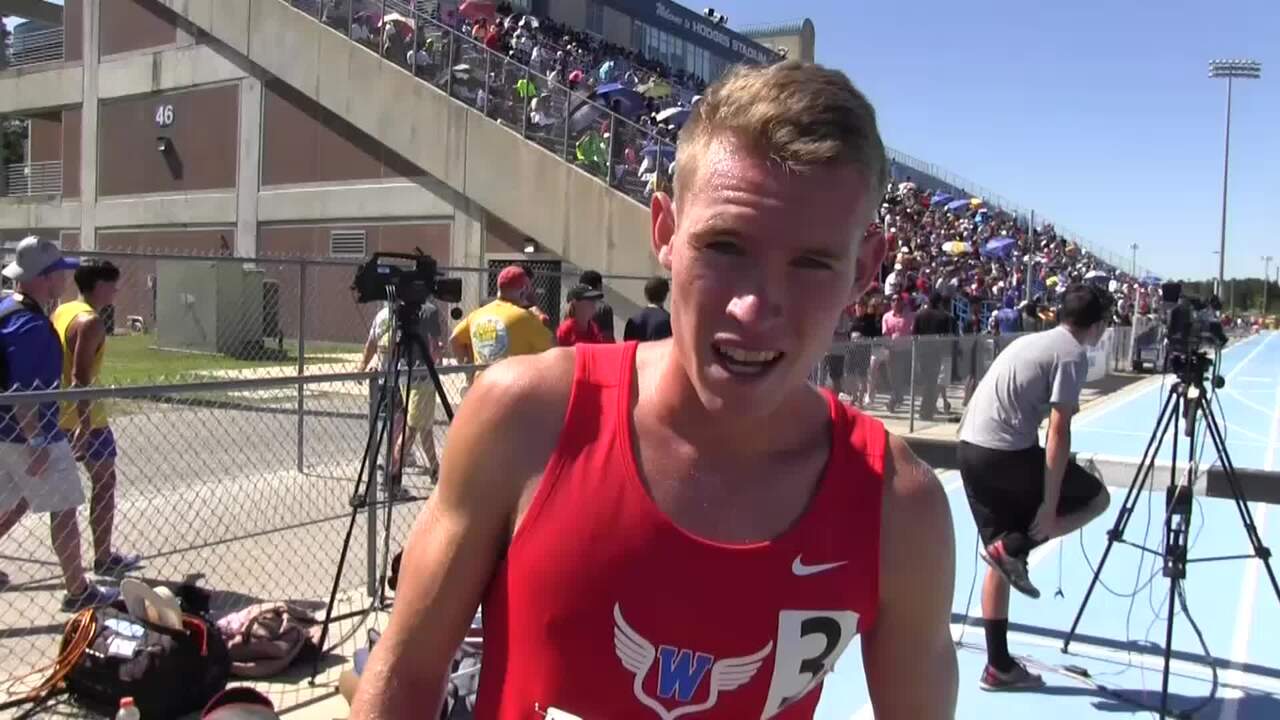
[711,341,784,377]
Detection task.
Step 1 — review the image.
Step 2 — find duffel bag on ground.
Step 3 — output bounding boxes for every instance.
[60,603,230,717]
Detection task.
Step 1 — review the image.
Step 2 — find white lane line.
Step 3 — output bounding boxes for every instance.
[995,626,1280,695]
[1224,332,1275,383]
[1224,423,1271,444]
[1225,390,1276,418]
[1269,376,1280,473]
[1219,506,1268,720]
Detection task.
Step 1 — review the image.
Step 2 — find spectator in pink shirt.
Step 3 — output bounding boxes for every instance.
[880,293,915,413]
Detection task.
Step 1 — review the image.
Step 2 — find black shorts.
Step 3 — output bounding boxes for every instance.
[957,441,1106,549]
[825,352,845,380]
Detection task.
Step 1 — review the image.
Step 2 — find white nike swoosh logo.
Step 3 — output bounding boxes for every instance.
[791,555,849,576]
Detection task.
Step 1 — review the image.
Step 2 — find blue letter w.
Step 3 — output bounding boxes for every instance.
[656,646,714,702]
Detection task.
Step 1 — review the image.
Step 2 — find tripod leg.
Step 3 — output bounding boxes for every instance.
[1063,387,1179,653]
[1160,579,1177,720]
[1201,402,1280,607]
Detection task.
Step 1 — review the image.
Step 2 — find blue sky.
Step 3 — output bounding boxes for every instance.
[711,0,1278,282]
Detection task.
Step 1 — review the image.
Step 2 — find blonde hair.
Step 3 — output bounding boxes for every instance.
[674,60,887,206]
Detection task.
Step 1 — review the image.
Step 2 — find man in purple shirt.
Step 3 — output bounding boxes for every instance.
[0,237,118,610]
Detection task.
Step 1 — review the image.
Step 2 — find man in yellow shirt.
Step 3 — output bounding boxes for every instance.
[51,260,140,577]
[449,266,553,364]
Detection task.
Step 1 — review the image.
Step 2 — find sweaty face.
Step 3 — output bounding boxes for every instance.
[652,136,880,418]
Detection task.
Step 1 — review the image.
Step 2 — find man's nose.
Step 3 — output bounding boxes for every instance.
[726,287,784,327]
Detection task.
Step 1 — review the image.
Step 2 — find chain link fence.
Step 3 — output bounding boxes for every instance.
[0,366,474,715]
[54,249,655,386]
[811,325,1139,434]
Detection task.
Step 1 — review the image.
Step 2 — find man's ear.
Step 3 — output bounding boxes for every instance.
[851,224,887,301]
[651,191,676,271]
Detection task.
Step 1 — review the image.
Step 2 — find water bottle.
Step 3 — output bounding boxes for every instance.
[115,697,141,720]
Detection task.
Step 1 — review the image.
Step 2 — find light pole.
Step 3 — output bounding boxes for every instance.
[1209,59,1261,298]
[1265,255,1275,315]
[1129,242,1139,276]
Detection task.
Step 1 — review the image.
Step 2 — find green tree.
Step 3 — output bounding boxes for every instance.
[2,117,27,165]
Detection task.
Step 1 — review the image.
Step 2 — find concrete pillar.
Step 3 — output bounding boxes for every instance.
[174,16,197,48]
[77,0,100,249]
[450,197,486,308]
[234,75,262,257]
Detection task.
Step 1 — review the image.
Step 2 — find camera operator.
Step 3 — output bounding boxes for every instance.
[956,283,1112,691]
[360,300,443,487]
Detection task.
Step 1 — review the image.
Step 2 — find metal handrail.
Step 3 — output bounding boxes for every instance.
[3,160,63,196]
[296,0,681,206]
[6,26,65,67]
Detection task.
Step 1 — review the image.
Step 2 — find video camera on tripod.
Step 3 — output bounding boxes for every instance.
[1160,281,1227,379]
[312,252,465,684]
[351,251,463,307]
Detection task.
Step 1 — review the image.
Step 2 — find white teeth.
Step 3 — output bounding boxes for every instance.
[717,345,781,364]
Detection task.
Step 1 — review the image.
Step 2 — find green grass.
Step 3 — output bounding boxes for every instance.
[98,334,361,386]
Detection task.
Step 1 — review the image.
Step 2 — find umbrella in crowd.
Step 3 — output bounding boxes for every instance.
[981,236,1017,259]
[636,79,673,98]
[458,0,497,22]
[641,142,677,161]
[941,240,971,256]
[592,82,646,116]
[655,107,691,127]
[931,192,954,206]
[945,199,972,214]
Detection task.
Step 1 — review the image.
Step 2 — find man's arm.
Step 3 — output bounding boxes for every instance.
[67,314,106,436]
[862,434,957,719]
[349,349,574,719]
[1034,406,1073,538]
[447,316,471,362]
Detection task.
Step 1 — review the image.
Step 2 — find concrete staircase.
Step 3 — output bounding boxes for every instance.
[156,0,657,280]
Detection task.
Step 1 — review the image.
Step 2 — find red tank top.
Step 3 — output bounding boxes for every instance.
[474,341,886,720]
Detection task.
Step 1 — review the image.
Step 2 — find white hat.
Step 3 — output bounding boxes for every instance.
[2,235,78,282]
[121,578,184,631]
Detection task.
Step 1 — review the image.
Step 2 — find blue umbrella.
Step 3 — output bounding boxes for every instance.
[931,192,953,206]
[590,84,646,118]
[641,143,676,160]
[981,236,1017,259]
[1140,274,1163,285]
[945,199,971,214]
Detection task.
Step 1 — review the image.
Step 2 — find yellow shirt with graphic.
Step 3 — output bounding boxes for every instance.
[51,300,109,430]
[450,299,552,364]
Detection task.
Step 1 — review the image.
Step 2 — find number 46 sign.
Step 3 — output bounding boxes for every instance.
[154,104,175,128]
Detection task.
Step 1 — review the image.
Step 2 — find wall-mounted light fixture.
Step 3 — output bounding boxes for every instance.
[522,238,538,254]
[156,136,173,153]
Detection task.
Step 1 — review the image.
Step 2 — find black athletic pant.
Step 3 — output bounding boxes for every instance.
[957,441,1106,558]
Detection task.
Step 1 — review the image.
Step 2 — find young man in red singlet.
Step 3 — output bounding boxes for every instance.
[352,60,958,720]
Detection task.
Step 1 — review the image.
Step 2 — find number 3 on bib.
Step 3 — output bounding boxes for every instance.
[760,610,860,718]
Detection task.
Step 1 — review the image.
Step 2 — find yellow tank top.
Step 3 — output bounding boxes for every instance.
[51,300,109,429]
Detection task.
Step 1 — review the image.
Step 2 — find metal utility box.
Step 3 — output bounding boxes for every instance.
[154,260,266,358]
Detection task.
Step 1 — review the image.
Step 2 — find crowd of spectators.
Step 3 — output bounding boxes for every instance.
[335,1,1162,393]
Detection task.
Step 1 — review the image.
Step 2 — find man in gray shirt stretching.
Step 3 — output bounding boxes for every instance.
[957,283,1112,691]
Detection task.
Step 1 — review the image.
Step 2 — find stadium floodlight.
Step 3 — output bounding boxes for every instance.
[1208,59,1261,297]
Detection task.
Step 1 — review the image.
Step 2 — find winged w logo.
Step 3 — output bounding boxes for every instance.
[613,603,773,720]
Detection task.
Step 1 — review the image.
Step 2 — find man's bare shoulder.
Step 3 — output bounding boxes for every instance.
[883,433,948,515]
[464,347,575,422]
[446,348,577,493]
[879,433,953,589]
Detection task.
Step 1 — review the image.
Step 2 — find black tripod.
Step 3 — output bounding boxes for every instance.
[1062,354,1280,719]
[310,289,456,682]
